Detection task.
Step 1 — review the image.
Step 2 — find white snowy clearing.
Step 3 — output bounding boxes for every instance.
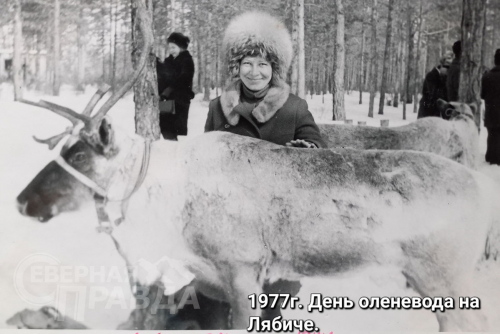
[1,82,500,331]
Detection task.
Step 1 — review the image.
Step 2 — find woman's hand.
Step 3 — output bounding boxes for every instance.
[285,139,318,148]
[160,87,173,100]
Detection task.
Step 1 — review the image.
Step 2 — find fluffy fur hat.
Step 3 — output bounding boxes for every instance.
[219,12,293,126]
[222,11,293,82]
[167,32,190,50]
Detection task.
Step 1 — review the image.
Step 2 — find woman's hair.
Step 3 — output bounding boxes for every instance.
[167,32,190,50]
[229,43,279,76]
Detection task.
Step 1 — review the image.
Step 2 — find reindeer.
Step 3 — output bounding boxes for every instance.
[13,7,500,331]
[319,100,480,169]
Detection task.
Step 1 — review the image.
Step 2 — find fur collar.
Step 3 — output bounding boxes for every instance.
[220,79,290,125]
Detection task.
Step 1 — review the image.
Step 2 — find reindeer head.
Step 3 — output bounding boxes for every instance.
[16,117,122,222]
[16,6,152,223]
[437,99,476,122]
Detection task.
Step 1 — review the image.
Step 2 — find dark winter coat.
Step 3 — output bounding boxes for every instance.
[156,50,195,102]
[447,57,460,102]
[481,66,500,129]
[418,67,448,119]
[205,81,326,148]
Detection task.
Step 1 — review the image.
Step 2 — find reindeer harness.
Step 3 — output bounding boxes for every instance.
[54,129,152,234]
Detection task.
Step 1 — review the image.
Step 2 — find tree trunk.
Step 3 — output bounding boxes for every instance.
[77,0,87,92]
[203,13,212,101]
[359,15,365,104]
[102,3,106,82]
[297,0,306,98]
[393,37,402,108]
[112,0,118,90]
[364,51,371,89]
[53,0,61,96]
[368,0,378,118]
[170,0,176,30]
[215,42,219,97]
[13,0,23,101]
[378,0,395,115]
[290,0,299,95]
[492,8,497,68]
[459,0,487,131]
[405,1,414,104]
[413,0,423,114]
[480,0,489,69]
[332,0,345,120]
[132,0,160,140]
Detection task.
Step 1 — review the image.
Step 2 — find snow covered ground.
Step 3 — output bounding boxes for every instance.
[1,83,500,331]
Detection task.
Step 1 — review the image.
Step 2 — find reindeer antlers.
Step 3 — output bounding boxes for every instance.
[18,99,83,126]
[82,84,111,117]
[33,128,73,150]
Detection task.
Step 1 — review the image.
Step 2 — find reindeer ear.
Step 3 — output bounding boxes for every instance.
[98,118,113,146]
[436,99,450,113]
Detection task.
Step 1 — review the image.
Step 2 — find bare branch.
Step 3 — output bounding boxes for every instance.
[33,128,72,150]
[39,100,91,125]
[81,84,112,117]
[18,99,82,126]
[423,25,459,36]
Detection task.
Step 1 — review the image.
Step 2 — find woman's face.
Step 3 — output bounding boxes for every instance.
[168,43,181,58]
[239,56,272,91]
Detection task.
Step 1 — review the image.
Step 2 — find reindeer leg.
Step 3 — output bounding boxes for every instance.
[402,241,488,332]
[226,265,263,329]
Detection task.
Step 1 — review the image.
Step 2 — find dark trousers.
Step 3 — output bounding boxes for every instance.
[160,99,191,140]
[486,127,500,165]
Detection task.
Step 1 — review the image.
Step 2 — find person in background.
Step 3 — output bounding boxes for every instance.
[204,12,325,149]
[417,51,453,119]
[156,32,195,140]
[447,40,462,102]
[481,49,500,165]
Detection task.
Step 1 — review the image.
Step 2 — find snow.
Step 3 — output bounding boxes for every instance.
[1,84,500,331]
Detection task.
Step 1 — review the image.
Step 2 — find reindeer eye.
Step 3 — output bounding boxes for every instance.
[72,152,86,164]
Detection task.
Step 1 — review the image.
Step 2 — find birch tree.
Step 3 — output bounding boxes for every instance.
[459,0,487,130]
[13,0,23,101]
[332,0,345,120]
[53,0,61,96]
[297,0,305,98]
[367,0,378,118]
[378,0,395,115]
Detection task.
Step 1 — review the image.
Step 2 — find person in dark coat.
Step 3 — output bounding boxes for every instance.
[417,52,453,119]
[204,13,326,149]
[447,41,462,102]
[481,49,500,165]
[156,32,195,140]
[203,10,322,323]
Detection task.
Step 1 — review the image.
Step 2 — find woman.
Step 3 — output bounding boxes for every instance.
[205,12,326,149]
[156,32,195,140]
[205,10,325,320]
[417,51,453,119]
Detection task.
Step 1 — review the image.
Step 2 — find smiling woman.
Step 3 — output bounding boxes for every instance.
[200,9,326,327]
[204,11,326,150]
[239,56,273,91]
